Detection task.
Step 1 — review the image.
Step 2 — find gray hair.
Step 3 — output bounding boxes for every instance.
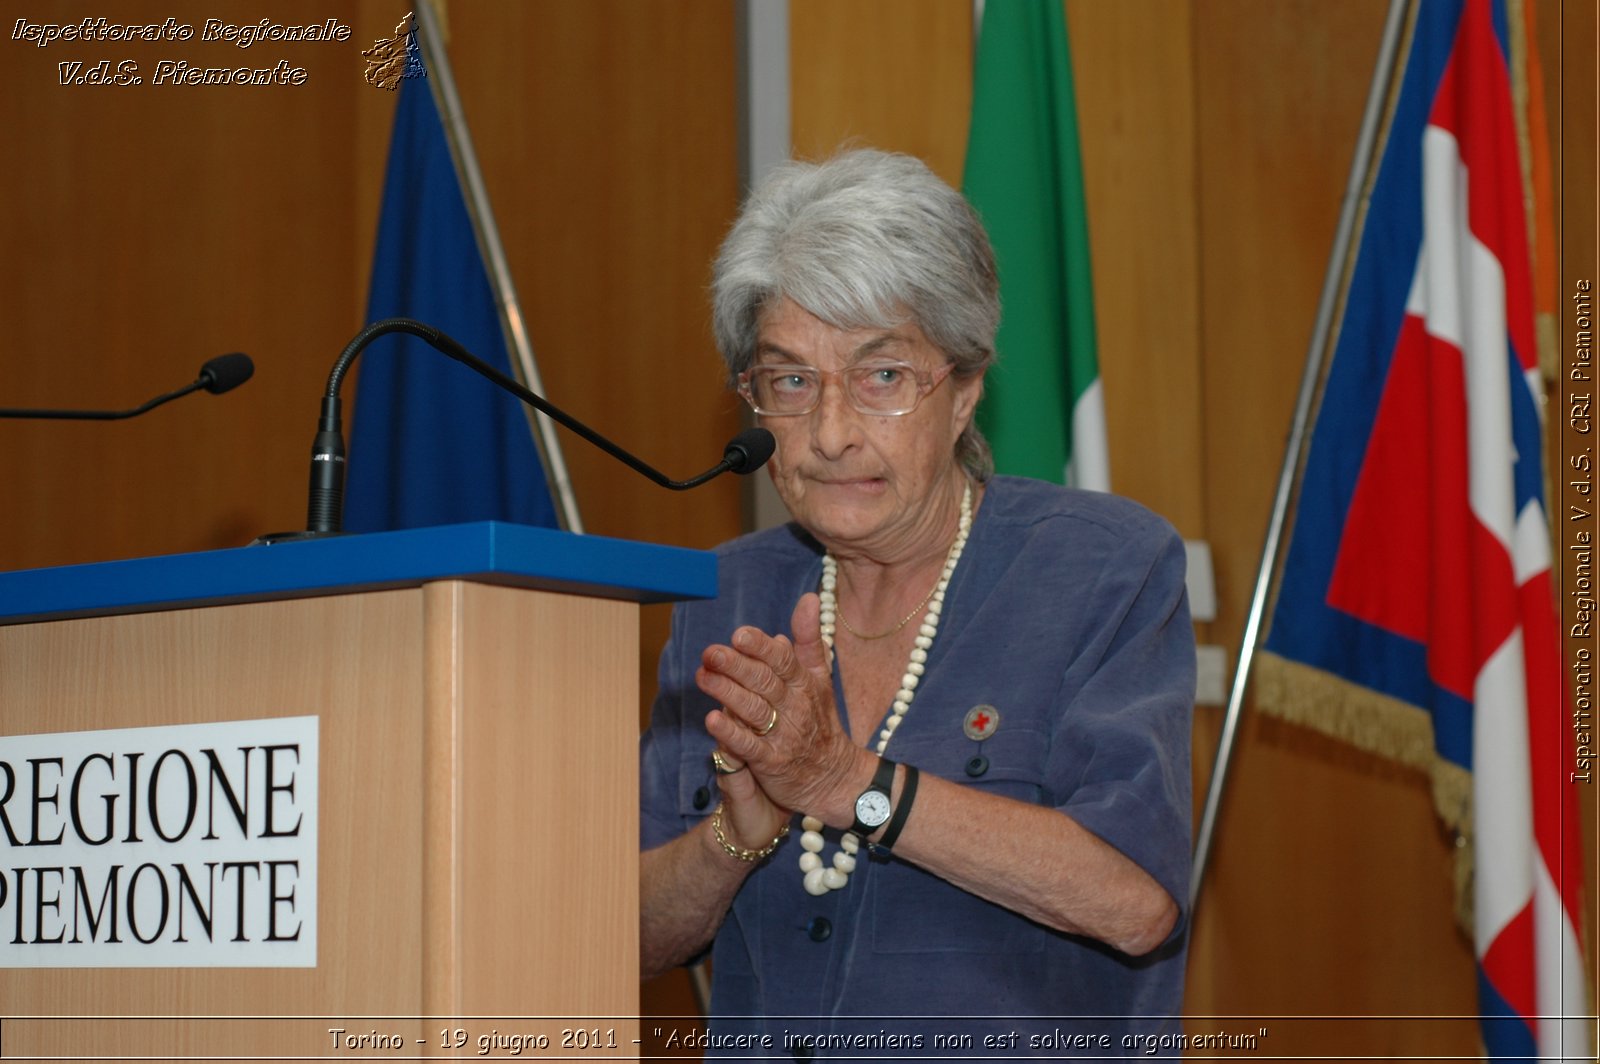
[711,150,999,481]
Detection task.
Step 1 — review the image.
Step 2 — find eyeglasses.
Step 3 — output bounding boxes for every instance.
[737,360,954,417]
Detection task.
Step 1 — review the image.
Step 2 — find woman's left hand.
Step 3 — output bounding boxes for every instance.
[697,593,870,823]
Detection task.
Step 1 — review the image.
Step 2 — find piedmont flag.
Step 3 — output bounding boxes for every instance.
[345,73,558,531]
[962,0,1108,491]
[1258,1,1588,1059]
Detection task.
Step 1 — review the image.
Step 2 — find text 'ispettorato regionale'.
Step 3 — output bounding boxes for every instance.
[11,17,354,87]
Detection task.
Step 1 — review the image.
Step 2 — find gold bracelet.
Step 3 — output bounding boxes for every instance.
[710,802,790,862]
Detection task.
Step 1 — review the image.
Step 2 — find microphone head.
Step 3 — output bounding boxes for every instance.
[199,353,254,395]
[723,427,776,475]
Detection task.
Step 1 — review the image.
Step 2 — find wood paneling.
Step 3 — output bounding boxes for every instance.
[790,0,973,184]
[0,0,396,567]
[0,0,742,567]
[1067,0,1207,537]
[445,1,742,551]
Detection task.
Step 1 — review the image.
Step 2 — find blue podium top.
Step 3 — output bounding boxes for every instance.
[0,523,718,627]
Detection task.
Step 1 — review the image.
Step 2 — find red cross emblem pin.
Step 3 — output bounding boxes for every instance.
[962,704,999,741]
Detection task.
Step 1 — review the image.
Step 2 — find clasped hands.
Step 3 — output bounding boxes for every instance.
[696,593,872,855]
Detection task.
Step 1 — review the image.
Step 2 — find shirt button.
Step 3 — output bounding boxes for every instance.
[692,786,711,810]
[965,755,990,778]
[806,917,832,942]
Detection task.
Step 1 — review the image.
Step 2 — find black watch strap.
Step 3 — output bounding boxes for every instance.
[873,764,919,855]
[848,756,897,836]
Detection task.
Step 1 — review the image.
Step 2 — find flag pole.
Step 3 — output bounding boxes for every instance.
[412,1,584,533]
[1189,0,1412,911]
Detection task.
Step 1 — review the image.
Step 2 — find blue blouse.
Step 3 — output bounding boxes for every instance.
[640,477,1194,1058]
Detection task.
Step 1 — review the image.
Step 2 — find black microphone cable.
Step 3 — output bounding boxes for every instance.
[290,318,774,537]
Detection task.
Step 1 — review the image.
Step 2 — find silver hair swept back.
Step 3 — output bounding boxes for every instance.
[711,149,1000,481]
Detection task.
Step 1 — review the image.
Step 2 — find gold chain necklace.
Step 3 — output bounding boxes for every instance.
[834,580,938,640]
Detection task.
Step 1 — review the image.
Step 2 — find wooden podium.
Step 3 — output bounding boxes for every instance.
[0,523,715,1059]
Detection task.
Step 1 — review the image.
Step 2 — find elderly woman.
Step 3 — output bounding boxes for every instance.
[640,150,1192,1053]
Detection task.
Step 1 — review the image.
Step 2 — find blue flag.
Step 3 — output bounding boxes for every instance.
[346,76,557,532]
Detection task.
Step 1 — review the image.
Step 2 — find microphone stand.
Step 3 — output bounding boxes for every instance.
[0,355,254,421]
[264,318,772,541]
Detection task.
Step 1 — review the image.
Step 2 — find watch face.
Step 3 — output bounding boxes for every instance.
[856,790,892,827]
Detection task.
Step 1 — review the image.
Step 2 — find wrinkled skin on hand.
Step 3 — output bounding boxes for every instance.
[697,593,865,844]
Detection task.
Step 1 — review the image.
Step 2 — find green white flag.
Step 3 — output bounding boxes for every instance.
[962,0,1108,491]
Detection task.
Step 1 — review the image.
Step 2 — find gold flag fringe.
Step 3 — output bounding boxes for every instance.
[1256,651,1475,933]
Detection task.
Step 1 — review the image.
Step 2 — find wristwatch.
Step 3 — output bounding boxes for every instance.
[849,756,897,838]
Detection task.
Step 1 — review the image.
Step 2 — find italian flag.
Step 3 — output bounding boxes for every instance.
[962,0,1108,491]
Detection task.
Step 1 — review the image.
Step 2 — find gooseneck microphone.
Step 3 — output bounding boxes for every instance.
[298,318,774,536]
[0,353,254,420]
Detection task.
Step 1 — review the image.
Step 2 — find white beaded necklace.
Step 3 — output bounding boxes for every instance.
[796,482,973,895]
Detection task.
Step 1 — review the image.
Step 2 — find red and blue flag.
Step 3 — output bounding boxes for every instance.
[1261,1,1587,1058]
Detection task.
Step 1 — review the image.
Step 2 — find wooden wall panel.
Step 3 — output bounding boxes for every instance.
[1066,0,1207,538]
[0,0,742,633]
[447,1,742,551]
[0,0,395,567]
[790,0,973,185]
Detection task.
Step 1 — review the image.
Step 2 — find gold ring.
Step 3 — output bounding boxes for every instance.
[756,707,779,736]
[711,750,745,775]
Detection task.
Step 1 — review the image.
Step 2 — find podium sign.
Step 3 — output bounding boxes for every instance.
[0,715,320,968]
